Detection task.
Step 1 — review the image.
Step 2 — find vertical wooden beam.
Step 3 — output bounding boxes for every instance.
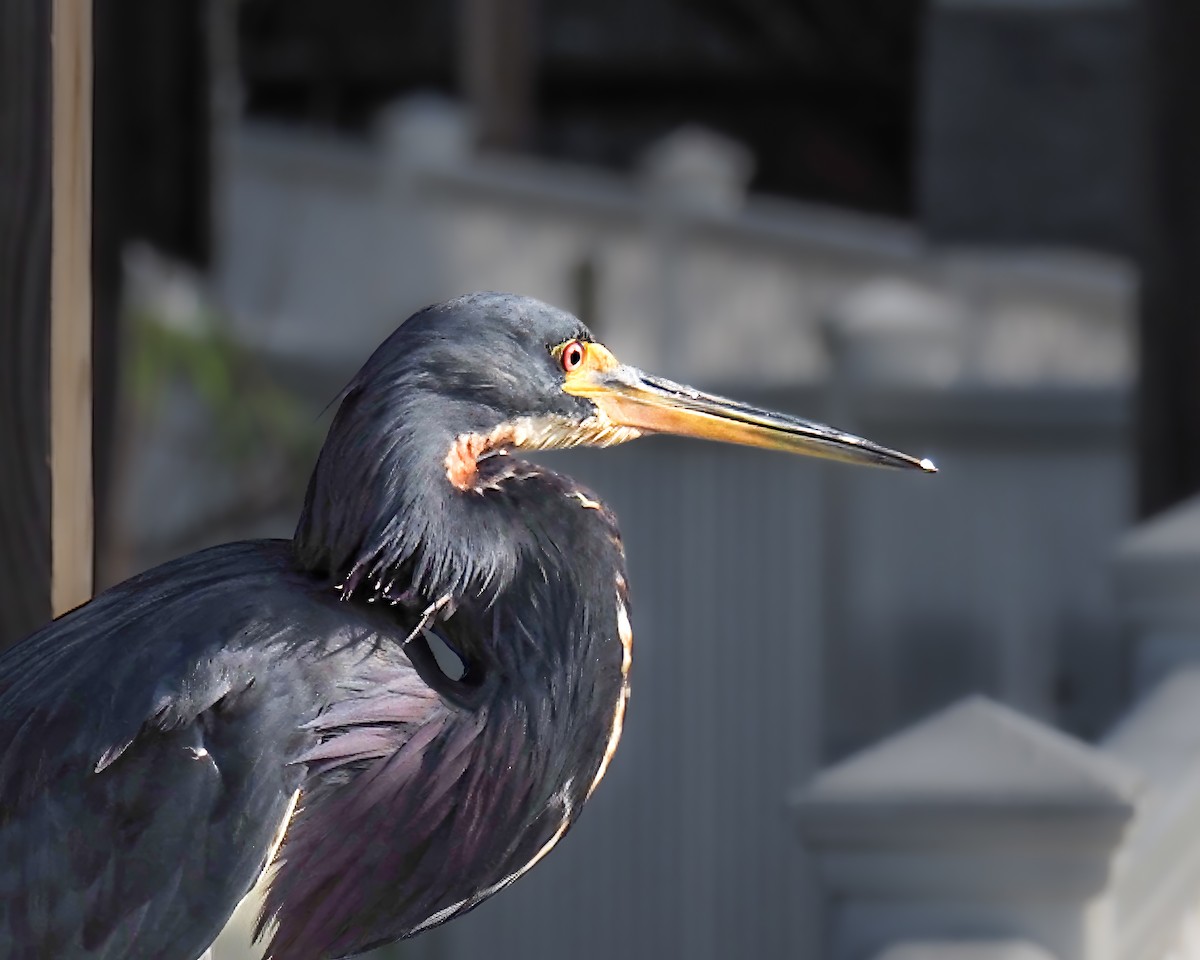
[0,0,92,650]
[51,0,94,615]
[1138,0,1200,517]
[458,0,537,150]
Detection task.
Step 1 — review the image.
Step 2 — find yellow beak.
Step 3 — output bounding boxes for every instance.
[565,361,936,473]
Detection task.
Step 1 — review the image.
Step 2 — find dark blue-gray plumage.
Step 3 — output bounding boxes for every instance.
[0,293,932,960]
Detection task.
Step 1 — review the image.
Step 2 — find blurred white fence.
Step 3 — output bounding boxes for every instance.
[216,94,1133,391]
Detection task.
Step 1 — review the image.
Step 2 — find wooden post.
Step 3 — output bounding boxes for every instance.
[458,0,537,150]
[1138,0,1200,518]
[51,0,94,617]
[0,0,93,649]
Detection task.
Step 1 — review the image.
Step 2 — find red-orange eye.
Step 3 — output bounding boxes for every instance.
[561,340,586,373]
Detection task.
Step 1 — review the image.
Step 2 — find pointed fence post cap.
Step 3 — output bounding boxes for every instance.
[795,697,1136,951]
[875,941,1058,960]
[795,695,1139,848]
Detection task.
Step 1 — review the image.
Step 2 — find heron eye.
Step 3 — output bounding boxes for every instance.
[561,340,586,373]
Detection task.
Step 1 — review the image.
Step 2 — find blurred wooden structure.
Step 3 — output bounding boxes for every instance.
[1138,0,1200,518]
[458,0,536,150]
[0,0,93,648]
[236,0,921,214]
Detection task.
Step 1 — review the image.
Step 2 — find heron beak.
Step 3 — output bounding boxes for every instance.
[564,360,936,472]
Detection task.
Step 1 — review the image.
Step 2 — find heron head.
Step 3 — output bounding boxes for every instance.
[293,293,934,598]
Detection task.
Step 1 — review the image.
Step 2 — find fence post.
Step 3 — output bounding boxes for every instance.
[638,126,752,379]
[793,696,1138,960]
[1113,492,1200,693]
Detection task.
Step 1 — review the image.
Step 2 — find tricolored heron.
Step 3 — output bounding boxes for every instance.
[0,293,934,959]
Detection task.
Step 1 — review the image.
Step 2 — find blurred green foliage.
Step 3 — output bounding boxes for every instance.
[126,305,321,470]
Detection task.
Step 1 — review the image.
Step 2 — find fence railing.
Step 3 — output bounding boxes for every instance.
[217,94,1134,392]
[796,495,1200,960]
